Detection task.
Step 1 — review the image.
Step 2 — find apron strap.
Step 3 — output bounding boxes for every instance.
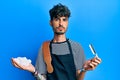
[42,41,53,73]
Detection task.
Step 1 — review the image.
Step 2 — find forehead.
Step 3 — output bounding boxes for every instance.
[53,16,68,19]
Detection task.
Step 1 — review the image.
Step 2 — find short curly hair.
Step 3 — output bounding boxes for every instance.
[49,3,71,20]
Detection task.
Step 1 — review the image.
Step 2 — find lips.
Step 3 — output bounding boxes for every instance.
[58,27,63,30]
[56,27,64,31]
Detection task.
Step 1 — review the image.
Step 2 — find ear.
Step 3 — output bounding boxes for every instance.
[49,20,52,26]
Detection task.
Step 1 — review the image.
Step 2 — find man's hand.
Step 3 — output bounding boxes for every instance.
[11,58,35,73]
[83,57,102,71]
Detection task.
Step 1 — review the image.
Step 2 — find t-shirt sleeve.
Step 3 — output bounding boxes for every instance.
[72,42,86,70]
[35,46,47,74]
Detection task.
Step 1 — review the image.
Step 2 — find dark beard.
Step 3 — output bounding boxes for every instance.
[54,26,66,35]
[55,31,65,35]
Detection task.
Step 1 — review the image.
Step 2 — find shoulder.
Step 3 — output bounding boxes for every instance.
[69,39,82,48]
[69,39,84,54]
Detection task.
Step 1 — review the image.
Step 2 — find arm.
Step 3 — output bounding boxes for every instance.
[76,70,86,80]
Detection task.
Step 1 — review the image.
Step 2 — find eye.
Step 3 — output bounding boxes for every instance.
[54,18,59,21]
[63,18,68,21]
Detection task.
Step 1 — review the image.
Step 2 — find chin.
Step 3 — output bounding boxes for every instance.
[55,32,65,35]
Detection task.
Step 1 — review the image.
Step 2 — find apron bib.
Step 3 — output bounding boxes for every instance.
[47,40,77,80]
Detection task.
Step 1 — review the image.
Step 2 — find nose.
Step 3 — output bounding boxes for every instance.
[59,20,63,26]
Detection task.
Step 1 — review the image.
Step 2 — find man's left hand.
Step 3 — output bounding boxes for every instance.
[83,57,102,71]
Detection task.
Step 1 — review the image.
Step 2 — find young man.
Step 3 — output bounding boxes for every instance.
[11,3,101,80]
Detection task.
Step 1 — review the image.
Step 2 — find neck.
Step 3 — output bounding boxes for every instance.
[52,34,66,43]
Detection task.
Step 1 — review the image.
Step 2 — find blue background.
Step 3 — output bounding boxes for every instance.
[0,0,120,80]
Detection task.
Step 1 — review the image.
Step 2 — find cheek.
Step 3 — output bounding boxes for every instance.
[64,22,68,28]
[53,22,59,27]
[66,23,68,27]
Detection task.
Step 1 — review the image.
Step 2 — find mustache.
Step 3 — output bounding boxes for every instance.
[56,26,65,29]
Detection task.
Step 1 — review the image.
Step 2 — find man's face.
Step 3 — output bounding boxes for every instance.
[50,16,68,35]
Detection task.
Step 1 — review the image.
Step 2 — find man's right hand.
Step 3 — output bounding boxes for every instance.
[11,58,35,73]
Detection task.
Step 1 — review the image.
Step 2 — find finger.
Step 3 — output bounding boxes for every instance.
[95,59,101,64]
[11,58,18,66]
[90,57,96,62]
[11,58,19,67]
[96,57,102,62]
[11,58,25,69]
[91,57,102,63]
[91,61,98,66]
[11,58,15,63]
[89,63,95,69]
[83,60,91,68]
[13,63,21,68]
[11,58,22,68]
[93,57,102,64]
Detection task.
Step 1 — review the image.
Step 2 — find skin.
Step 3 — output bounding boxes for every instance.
[11,16,102,80]
[50,16,68,42]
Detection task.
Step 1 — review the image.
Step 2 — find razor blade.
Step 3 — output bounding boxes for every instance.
[89,44,98,57]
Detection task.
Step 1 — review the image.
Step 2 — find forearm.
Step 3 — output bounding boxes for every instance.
[32,70,46,80]
[35,73,46,80]
[77,71,86,80]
